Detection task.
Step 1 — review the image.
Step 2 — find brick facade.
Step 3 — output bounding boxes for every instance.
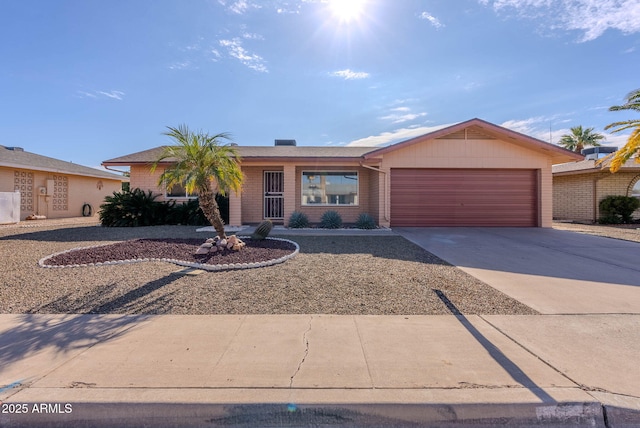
[553,171,640,222]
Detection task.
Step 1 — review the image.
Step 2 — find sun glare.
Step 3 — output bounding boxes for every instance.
[328,0,367,23]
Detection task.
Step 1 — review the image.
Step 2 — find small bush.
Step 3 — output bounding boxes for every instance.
[320,210,343,229]
[599,195,640,224]
[288,211,310,228]
[355,213,377,229]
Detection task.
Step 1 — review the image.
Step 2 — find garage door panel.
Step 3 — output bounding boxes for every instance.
[390,169,538,227]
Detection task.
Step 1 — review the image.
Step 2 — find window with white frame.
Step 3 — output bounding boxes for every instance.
[302,171,358,205]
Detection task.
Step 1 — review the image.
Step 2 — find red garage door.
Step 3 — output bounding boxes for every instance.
[390,169,538,227]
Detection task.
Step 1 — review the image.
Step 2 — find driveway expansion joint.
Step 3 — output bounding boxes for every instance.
[477,315,583,389]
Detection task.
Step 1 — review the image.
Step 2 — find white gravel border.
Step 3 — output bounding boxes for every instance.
[38,236,300,272]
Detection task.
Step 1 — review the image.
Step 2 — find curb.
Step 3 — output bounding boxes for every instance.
[1,401,622,427]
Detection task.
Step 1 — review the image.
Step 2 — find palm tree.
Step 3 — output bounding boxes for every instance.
[151,125,243,240]
[604,88,640,172]
[558,125,605,153]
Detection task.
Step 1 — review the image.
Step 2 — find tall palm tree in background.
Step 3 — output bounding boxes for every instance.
[152,125,243,240]
[604,88,640,173]
[558,125,605,153]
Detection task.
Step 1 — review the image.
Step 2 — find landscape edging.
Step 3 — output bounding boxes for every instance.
[38,236,299,272]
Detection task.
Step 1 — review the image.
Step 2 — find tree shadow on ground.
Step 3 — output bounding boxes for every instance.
[0,314,146,389]
[28,272,186,314]
[280,235,450,264]
[0,225,204,243]
[0,270,190,391]
[434,289,554,403]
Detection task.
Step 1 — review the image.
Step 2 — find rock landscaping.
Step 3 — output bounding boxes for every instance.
[40,237,298,271]
[1,224,538,315]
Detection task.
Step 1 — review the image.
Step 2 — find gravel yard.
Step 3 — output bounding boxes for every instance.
[0,222,537,315]
[553,221,640,243]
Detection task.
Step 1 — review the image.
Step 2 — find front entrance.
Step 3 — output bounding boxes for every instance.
[263,171,284,220]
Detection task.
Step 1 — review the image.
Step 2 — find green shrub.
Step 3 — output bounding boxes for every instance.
[168,199,208,226]
[288,211,310,228]
[598,195,640,224]
[320,210,342,229]
[251,219,273,240]
[99,188,228,227]
[99,188,164,227]
[215,193,230,225]
[355,213,377,229]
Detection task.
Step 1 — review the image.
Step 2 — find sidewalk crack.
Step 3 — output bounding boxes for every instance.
[289,315,312,388]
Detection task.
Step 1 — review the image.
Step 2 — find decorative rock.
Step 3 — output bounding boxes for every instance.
[210,245,218,252]
[205,238,215,244]
[201,243,213,248]
[218,238,227,247]
[195,246,210,255]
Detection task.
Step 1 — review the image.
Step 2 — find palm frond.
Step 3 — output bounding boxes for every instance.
[609,128,640,173]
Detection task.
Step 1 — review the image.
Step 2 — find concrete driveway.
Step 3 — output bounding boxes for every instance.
[394,227,640,314]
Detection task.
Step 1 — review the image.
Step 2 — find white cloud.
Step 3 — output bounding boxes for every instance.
[219,0,261,14]
[480,0,640,42]
[168,61,194,70]
[330,69,370,80]
[380,112,428,124]
[499,116,550,135]
[347,124,455,147]
[419,11,444,28]
[242,32,264,40]
[219,38,268,72]
[379,103,428,124]
[77,90,125,100]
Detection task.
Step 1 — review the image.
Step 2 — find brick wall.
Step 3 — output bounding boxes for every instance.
[240,166,275,224]
[130,165,165,199]
[294,166,371,224]
[553,174,596,221]
[553,171,640,222]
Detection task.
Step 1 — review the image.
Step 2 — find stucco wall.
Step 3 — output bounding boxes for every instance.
[0,167,122,220]
[553,171,640,222]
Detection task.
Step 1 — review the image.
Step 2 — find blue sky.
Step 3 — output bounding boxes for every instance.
[1,0,639,171]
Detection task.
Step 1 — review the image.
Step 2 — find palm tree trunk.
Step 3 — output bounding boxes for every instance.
[197,183,227,239]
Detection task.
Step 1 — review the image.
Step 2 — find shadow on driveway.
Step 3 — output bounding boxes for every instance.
[396,227,640,288]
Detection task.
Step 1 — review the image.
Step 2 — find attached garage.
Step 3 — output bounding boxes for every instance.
[362,118,583,228]
[390,168,538,227]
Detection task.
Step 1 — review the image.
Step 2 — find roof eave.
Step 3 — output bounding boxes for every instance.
[1,161,126,181]
[363,118,584,163]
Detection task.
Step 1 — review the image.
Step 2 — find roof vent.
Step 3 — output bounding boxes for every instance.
[275,139,296,146]
[581,146,616,160]
[5,147,24,151]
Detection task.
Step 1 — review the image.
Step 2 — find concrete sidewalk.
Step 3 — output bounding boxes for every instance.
[1,314,639,426]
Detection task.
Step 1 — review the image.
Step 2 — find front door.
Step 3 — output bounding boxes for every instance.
[263,171,284,220]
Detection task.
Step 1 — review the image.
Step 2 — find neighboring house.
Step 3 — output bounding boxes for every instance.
[102,118,581,228]
[1,145,127,221]
[553,155,640,223]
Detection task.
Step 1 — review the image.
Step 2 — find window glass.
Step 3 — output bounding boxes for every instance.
[302,171,358,205]
[166,183,194,198]
[632,180,640,199]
